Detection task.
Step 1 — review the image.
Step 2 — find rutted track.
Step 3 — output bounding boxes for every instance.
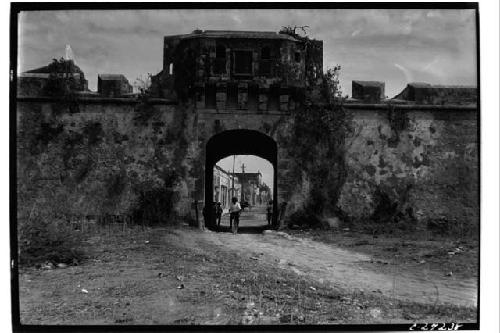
[173,219,477,308]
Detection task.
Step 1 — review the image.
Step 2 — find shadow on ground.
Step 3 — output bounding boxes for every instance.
[214,225,271,234]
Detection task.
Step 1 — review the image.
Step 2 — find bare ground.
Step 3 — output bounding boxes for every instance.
[185,228,477,307]
[19,213,478,325]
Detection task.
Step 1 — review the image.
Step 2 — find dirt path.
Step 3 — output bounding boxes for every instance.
[173,227,477,308]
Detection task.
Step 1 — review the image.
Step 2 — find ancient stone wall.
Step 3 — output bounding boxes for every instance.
[16,96,478,232]
[16,99,197,225]
[338,105,478,233]
[16,98,302,227]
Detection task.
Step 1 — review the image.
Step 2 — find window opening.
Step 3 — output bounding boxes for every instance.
[234,50,253,75]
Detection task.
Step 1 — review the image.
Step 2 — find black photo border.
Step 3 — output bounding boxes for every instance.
[10,2,481,332]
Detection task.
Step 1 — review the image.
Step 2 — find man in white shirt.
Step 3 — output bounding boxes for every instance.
[229,197,242,234]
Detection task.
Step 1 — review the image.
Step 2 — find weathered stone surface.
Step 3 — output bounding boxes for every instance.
[17,98,477,231]
[16,99,304,227]
[338,107,478,230]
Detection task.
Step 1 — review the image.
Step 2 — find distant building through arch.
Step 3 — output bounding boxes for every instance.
[205,129,278,229]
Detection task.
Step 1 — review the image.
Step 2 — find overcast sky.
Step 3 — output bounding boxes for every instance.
[216,155,274,190]
[18,9,477,97]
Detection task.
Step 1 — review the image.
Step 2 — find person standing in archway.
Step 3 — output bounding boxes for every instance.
[215,202,223,229]
[266,200,273,226]
[229,197,242,234]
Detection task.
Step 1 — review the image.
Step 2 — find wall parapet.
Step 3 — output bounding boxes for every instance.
[343,103,477,112]
[16,96,178,105]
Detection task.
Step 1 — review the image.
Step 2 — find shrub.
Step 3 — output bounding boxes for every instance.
[132,187,180,226]
[18,212,84,266]
[287,209,324,229]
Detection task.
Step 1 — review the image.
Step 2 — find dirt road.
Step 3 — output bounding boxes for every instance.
[19,220,477,325]
[174,219,477,308]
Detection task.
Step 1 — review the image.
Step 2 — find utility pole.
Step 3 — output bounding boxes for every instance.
[231,155,235,199]
[240,163,245,202]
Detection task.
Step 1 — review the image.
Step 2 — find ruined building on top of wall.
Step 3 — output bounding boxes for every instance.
[17,59,89,97]
[151,29,323,111]
[97,74,133,98]
[16,29,478,234]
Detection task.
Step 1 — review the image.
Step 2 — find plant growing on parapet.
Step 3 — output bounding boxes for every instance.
[133,74,152,95]
[279,25,310,38]
[133,73,159,124]
[43,58,84,96]
[42,58,83,113]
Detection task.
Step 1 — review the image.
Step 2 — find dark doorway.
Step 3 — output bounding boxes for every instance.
[205,130,278,230]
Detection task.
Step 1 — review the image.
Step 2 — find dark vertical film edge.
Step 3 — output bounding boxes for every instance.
[10,3,20,330]
[475,3,481,329]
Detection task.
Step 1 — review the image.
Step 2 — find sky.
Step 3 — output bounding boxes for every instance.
[216,155,274,190]
[18,9,477,97]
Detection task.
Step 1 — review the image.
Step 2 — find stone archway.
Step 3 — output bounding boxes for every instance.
[204,129,278,230]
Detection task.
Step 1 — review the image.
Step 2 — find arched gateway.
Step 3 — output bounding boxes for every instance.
[204,130,278,229]
[158,30,323,230]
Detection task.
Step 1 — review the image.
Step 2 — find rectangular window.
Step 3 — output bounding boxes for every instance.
[226,82,238,109]
[234,50,253,75]
[205,83,216,109]
[260,61,271,75]
[247,83,259,111]
[214,44,226,74]
[268,84,280,111]
[260,47,272,75]
[294,52,301,63]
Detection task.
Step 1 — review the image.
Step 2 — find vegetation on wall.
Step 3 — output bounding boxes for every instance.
[287,67,353,226]
[133,74,161,124]
[42,58,84,114]
[386,104,410,147]
[132,75,192,225]
[270,26,352,227]
[132,169,180,226]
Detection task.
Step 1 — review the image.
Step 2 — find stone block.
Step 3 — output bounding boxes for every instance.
[216,92,226,102]
[216,101,225,110]
[238,93,248,109]
[259,102,267,112]
[196,100,205,109]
